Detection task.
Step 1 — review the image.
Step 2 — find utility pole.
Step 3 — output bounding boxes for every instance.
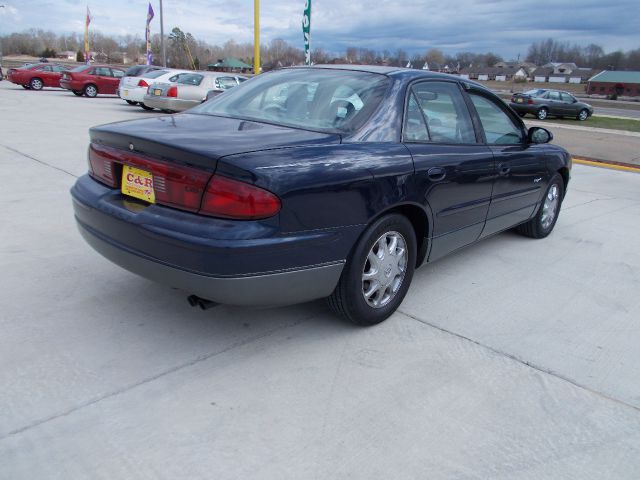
[159,0,166,67]
[253,0,260,74]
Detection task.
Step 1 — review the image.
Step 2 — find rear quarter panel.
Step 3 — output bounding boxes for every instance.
[217,143,416,234]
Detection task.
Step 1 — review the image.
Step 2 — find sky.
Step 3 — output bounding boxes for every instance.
[0,0,638,58]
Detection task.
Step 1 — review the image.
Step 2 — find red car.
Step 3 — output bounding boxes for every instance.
[60,65,125,97]
[6,63,70,90]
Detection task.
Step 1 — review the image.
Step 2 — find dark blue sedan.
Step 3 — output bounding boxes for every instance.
[71,65,571,325]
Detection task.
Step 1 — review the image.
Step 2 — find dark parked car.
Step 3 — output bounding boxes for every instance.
[60,65,125,97]
[71,66,571,325]
[510,89,593,121]
[6,63,69,90]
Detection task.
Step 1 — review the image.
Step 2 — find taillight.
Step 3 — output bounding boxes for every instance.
[200,175,281,220]
[87,144,280,219]
[528,99,534,104]
[167,85,178,97]
[88,145,117,187]
[88,143,211,211]
[138,79,148,87]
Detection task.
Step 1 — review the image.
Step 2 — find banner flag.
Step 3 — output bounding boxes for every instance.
[145,2,155,65]
[84,6,92,64]
[302,0,311,65]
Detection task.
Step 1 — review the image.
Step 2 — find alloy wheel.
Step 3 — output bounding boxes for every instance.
[85,85,97,97]
[578,110,588,121]
[361,231,408,308]
[537,108,548,120]
[541,184,560,229]
[31,79,43,90]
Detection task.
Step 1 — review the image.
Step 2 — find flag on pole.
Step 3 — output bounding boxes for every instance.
[302,0,311,65]
[84,6,92,64]
[145,2,155,65]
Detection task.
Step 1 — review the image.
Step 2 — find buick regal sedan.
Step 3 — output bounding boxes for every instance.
[71,66,571,325]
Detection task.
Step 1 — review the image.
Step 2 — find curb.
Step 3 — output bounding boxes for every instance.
[573,156,640,173]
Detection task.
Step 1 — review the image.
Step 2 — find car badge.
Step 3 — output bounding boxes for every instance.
[129,143,134,151]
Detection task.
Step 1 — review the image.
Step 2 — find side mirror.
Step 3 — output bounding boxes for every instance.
[528,127,553,144]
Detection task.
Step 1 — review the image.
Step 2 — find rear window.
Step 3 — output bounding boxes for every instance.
[191,68,390,134]
[176,74,204,86]
[144,69,171,79]
[125,66,147,77]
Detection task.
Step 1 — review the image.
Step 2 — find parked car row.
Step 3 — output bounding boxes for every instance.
[4,62,247,112]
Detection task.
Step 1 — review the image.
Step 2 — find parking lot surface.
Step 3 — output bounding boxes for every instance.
[1,82,639,479]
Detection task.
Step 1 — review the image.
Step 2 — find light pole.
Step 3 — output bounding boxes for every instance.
[159,0,166,67]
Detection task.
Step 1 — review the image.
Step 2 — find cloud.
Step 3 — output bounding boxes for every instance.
[1,0,638,58]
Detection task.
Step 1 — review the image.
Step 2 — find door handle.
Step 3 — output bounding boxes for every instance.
[498,163,511,176]
[427,167,446,181]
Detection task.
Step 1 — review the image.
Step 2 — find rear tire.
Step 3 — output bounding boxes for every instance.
[328,213,416,326]
[126,100,138,105]
[518,112,526,118]
[84,84,98,98]
[536,107,548,120]
[577,109,589,121]
[516,173,564,239]
[29,78,44,90]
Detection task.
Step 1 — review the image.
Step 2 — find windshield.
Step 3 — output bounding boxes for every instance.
[191,68,390,134]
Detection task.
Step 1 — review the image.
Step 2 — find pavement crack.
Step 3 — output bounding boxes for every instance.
[1,317,308,441]
[1,144,78,179]
[399,310,640,414]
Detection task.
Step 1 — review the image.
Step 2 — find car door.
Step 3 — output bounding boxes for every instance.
[560,92,578,115]
[545,90,563,115]
[38,65,54,86]
[50,65,66,86]
[467,90,549,238]
[403,80,495,261]
[92,67,111,92]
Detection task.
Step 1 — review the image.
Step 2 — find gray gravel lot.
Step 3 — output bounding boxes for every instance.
[1,83,639,479]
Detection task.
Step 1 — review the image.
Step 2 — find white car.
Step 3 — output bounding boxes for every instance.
[118,69,192,109]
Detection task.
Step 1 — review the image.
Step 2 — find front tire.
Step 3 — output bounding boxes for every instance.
[518,112,526,118]
[84,84,98,97]
[22,85,31,89]
[577,109,589,121]
[516,174,564,239]
[126,100,138,105]
[536,107,548,120]
[140,103,154,111]
[328,213,416,325]
[30,78,44,90]
[72,90,83,96]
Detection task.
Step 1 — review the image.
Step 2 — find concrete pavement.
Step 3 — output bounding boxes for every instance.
[1,82,640,479]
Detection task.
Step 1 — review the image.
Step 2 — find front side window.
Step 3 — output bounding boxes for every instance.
[560,93,574,103]
[469,93,523,145]
[191,68,390,134]
[404,81,476,144]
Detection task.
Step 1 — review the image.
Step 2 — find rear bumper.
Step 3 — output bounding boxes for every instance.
[60,80,83,91]
[119,87,147,103]
[71,175,350,306]
[143,95,200,112]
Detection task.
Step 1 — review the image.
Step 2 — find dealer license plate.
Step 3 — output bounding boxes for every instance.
[517,98,523,103]
[121,165,155,204]
[154,89,162,96]
[123,89,129,97]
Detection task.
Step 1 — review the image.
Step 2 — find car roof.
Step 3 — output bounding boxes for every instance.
[295,64,491,92]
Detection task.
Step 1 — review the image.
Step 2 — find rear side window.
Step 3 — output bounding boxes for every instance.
[70,65,89,73]
[404,81,476,144]
[216,77,239,90]
[469,93,523,145]
[144,69,171,79]
[111,69,124,78]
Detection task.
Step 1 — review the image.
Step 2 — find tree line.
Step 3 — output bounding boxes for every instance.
[1,29,639,71]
